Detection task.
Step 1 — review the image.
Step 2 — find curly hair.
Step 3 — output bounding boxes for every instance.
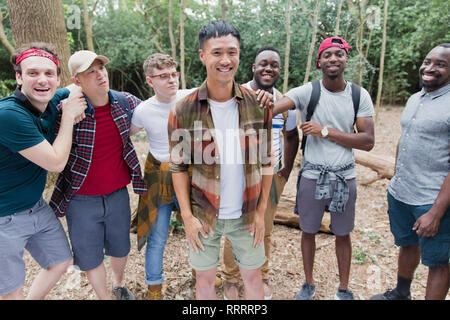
[143,53,178,76]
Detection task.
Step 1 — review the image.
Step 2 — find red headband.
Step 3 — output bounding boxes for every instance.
[15,48,60,67]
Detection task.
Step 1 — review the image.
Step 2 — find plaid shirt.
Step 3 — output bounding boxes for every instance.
[168,81,272,229]
[50,90,147,217]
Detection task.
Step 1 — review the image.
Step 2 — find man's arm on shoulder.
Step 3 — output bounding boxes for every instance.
[273,96,296,116]
[20,91,87,172]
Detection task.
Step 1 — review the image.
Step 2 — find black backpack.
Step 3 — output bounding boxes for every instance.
[110,89,132,121]
[300,79,361,155]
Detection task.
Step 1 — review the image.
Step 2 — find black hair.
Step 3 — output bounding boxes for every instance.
[438,43,450,48]
[254,46,281,62]
[198,20,240,49]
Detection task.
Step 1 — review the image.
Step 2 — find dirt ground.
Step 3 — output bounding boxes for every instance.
[24,107,449,300]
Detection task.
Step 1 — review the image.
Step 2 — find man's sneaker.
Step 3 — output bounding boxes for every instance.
[370,288,411,300]
[263,280,273,300]
[335,289,355,300]
[112,285,136,300]
[295,283,316,300]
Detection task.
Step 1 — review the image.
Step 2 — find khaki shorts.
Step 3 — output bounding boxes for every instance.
[189,216,266,271]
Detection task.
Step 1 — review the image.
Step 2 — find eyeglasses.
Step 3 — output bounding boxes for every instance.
[149,72,180,80]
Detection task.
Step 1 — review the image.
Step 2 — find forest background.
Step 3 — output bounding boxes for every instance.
[0,0,449,106]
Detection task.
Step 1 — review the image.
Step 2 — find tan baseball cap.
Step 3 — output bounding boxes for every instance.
[68,50,110,76]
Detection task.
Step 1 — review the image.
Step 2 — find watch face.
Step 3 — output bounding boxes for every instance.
[321,127,328,137]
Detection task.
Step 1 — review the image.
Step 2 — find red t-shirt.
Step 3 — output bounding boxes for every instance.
[77,104,131,195]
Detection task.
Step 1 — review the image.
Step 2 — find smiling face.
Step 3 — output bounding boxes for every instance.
[73,59,109,99]
[419,46,450,92]
[16,56,60,111]
[199,34,240,88]
[318,47,348,79]
[253,50,281,91]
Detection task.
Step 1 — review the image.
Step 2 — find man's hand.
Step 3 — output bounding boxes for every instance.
[256,89,274,110]
[412,210,441,237]
[277,167,290,181]
[248,207,265,248]
[300,121,323,137]
[62,88,87,124]
[183,214,210,253]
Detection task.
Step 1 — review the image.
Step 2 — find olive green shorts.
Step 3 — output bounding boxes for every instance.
[189,216,266,271]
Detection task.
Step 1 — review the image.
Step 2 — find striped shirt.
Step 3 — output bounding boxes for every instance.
[168,81,272,229]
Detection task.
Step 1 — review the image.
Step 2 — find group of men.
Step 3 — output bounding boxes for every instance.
[0,19,448,301]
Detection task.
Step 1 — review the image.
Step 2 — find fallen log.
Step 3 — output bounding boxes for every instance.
[354,150,395,185]
[274,201,332,234]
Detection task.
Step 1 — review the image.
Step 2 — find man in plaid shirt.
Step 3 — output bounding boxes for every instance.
[168,20,273,300]
[50,50,146,300]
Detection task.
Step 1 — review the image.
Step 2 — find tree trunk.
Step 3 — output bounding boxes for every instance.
[303,0,320,85]
[82,0,95,52]
[334,0,343,35]
[375,0,389,121]
[221,0,227,21]
[282,0,291,93]
[180,0,186,89]
[6,0,72,86]
[168,0,176,59]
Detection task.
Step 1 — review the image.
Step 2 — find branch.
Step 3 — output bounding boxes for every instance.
[0,7,14,56]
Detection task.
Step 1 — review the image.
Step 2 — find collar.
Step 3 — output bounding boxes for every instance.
[13,86,46,117]
[198,80,243,102]
[83,90,114,116]
[419,83,450,99]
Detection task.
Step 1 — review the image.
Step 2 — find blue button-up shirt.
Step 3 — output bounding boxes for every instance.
[388,83,450,205]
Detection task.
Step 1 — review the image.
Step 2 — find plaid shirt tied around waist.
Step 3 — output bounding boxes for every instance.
[168,81,273,230]
[136,152,175,251]
[296,160,355,214]
[50,90,147,217]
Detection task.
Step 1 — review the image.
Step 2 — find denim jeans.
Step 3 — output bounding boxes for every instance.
[145,202,174,285]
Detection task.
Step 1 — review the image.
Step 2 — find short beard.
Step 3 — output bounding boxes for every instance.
[254,76,277,91]
[419,72,442,89]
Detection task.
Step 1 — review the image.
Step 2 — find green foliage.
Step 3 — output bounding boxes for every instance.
[170,213,184,232]
[0,0,447,103]
[0,79,15,98]
[352,246,376,264]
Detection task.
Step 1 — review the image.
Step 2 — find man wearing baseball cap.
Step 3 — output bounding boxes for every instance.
[273,37,375,300]
[49,50,147,300]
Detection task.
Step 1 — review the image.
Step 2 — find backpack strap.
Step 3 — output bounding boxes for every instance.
[110,89,132,120]
[301,80,321,155]
[350,83,361,129]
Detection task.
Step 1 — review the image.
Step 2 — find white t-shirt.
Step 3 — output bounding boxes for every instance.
[285,80,375,180]
[209,98,244,220]
[131,89,195,162]
[243,82,297,169]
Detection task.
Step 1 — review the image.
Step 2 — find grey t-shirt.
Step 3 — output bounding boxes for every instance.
[388,84,450,206]
[285,80,375,180]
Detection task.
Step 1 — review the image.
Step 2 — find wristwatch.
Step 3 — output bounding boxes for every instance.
[321,126,329,138]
